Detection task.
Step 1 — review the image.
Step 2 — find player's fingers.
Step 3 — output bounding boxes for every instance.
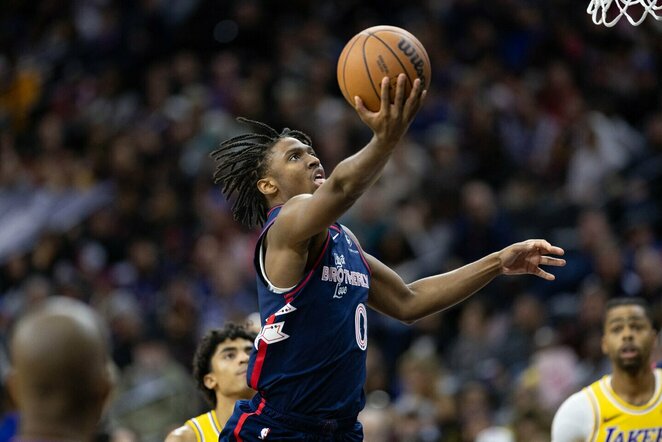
[403,79,423,121]
[535,267,556,281]
[539,256,566,267]
[409,77,423,100]
[527,239,565,256]
[379,77,390,116]
[354,96,376,122]
[354,96,368,114]
[393,74,406,111]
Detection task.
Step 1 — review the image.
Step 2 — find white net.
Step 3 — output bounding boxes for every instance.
[587,0,662,26]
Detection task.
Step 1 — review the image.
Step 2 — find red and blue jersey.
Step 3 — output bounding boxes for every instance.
[247,205,371,419]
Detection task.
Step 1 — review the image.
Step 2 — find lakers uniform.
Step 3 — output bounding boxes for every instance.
[185,410,222,442]
[584,369,662,442]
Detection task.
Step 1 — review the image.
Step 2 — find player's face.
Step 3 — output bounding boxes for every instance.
[204,338,254,400]
[263,137,325,201]
[602,305,657,373]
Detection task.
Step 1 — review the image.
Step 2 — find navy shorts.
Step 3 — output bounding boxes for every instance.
[219,394,363,441]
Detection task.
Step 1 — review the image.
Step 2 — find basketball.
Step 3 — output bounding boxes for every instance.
[337,25,431,112]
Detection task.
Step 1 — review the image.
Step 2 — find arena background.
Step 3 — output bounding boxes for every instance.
[1,0,662,441]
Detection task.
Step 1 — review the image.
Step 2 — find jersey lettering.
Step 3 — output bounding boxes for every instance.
[320,252,369,299]
[605,427,662,442]
[355,303,368,350]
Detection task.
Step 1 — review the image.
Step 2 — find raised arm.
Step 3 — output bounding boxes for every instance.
[365,239,565,322]
[272,74,426,246]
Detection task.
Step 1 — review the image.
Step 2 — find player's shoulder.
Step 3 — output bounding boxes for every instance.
[277,194,313,215]
[266,195,313,235]
[339,224,360,243]
[164,424,197,442]
[551,389,593,442]
[554,389,593,421]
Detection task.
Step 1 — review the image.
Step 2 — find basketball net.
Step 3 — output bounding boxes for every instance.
[587,0,662,26]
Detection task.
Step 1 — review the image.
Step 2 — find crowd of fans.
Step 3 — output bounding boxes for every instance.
[1,0,662,441]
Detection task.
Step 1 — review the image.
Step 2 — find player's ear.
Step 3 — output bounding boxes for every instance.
[100,361,117,411]
[203,373,217,390]
[5,368,19,406]
[257,177,278,196]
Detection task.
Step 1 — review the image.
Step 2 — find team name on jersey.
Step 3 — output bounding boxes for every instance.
[605,426,662,442]
[320,266,369,288]
[320,252,369,299]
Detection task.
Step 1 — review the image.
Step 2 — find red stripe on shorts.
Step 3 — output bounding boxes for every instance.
[233,398,267,442]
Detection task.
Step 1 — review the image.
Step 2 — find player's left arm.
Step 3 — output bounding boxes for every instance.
[358,235,565,322]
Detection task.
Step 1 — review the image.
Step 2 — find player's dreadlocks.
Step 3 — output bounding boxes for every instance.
[210,117,312,228]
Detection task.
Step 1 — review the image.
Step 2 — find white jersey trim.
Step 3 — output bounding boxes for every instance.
[259,240,295,294]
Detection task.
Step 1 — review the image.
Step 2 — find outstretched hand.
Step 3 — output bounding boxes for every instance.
[354,74,426,145]
[499,239,566,280]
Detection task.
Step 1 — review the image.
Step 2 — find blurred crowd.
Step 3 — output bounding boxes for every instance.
[2,0,662,441]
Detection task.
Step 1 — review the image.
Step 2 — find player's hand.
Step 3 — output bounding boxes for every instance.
[354,74,426,145]
[498,239,565,280]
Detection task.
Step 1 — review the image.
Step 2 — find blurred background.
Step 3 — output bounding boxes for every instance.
[1,0,662,441]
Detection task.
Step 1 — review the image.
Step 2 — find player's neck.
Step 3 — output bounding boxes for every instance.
[19,423,91,442]
[19,406,98,442]
[610,366,656,406]
[215,394,241,430]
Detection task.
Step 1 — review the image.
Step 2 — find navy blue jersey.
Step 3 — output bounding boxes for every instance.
[247,205,371,419]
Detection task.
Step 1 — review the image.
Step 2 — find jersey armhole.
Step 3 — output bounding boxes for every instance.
[210,410,222,434]
[185,420,202,442]
[258,237,296,294]
[584,388,599,442]
[256,224,332,300]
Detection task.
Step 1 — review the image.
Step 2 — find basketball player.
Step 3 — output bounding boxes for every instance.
[7,297,112,442]
[551,297,661,442]
[165,324,256,442]
[212,74,565,441]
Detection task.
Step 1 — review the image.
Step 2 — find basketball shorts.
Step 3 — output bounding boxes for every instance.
[219,394,363,441]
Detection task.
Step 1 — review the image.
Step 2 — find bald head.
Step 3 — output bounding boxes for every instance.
[9,297,111,440]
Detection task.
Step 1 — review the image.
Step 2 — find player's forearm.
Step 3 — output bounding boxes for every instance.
[327,134,399,201]
[403,252,502,321]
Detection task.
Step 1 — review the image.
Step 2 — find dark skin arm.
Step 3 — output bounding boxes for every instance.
[356,231,566,322]
[265,74,426,288]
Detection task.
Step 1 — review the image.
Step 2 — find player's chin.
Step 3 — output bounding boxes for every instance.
[617,356,644,371]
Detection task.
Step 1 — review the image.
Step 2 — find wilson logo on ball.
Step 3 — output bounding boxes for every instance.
[397,39,427,86]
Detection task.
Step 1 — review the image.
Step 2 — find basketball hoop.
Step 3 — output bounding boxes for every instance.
[587,0,662,26]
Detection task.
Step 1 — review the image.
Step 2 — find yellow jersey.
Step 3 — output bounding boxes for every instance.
[584,369,662,442]
[185,410,223,442]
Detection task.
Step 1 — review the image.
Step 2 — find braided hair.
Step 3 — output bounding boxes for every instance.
[210,117,312,228]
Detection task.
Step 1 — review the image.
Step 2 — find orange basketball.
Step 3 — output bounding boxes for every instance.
[337,25,431,112]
